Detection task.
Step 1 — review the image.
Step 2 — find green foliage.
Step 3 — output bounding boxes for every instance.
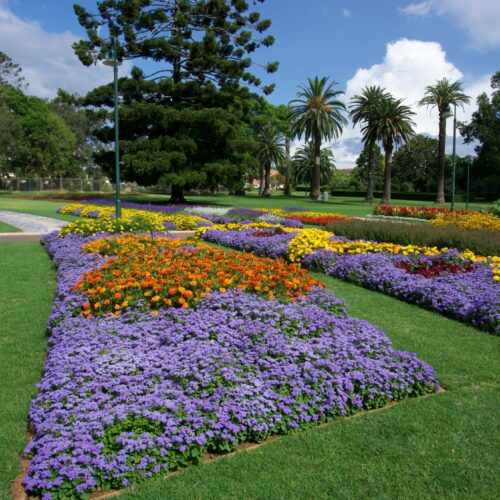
[74,0,278,201]
[350,142,384,191]
[418,78,471,203]
[0,83,77,177]
[459,71,500,197]
[289,77,347,199]
[326,219,500,256]
[48,90,106,176]
[0,51,26,89]
[292,141,335,186]
[392,134,439,192]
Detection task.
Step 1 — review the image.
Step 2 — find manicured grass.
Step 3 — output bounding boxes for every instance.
[0,221,21,232]
[0,192,491,219]
[1,237,498,498]
[0,243,55,500]
[0,197,78,222]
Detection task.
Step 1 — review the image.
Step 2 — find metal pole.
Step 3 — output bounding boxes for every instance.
[450,103,457,212]
[466,156,471,210]
[112,36,121,218]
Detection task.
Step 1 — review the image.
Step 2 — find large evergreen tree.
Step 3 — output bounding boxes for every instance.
[0,51,26,89]
[74,0,278,202]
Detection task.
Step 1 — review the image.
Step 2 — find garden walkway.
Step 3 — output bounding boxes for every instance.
[0,211,68,241]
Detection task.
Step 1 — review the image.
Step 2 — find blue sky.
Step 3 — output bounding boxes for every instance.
[1,0,499,167]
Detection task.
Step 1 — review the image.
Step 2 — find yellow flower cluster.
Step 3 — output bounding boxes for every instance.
[195,221,297,237]
[461,251,500,281]
[287,229,334,263]
[60,216,163,237]
[286,228,446,263]
[59,203,211,231]
[430,212,500,231]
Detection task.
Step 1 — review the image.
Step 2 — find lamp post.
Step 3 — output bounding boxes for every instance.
[466,156,472,210]
[450,102,457,212]
[103,36,122,218]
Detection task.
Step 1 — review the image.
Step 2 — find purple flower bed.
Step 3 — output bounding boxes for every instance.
[201,230,500,333]
[303,249,500,334]
[202,227,297,259]
[23,232,438,498]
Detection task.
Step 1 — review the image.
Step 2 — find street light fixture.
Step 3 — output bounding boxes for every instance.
[445,103,457,212]
[103,36,122,219]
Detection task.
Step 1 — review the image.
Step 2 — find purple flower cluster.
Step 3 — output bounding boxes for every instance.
[201,230,499,333]
[23,232,438,498]
[202,227,297,259]
[304,249,500,333]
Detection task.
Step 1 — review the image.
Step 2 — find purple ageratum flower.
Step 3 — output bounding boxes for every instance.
[227,207,265,218]
[25,233,439,498]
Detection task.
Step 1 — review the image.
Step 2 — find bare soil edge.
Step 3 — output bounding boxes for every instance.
[11,387,445,499]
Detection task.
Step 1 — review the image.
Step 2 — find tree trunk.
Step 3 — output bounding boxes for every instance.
[284,135,292,196]
[258,164,264,195]
[262,161,271,197]
[381,142,393,205]
[311,132,321,200]
[169,184,187,203]
[436,110,447,203]
[366,142,374,203]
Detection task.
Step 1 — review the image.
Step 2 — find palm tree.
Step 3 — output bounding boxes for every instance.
[253,121,286,197]
[365,96,416,205]
[289,77,347,200]
[292,141,336,188]
[349,85,391,203]
[418,78,470,203]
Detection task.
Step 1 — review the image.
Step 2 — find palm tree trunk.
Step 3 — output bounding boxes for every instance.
[311,131,321,200]
[436,111,447,203]
[366,142,374,203]
[284,136,291,196]
[258,165,264,196]
[381,142,393,205]
[262,160,271,197]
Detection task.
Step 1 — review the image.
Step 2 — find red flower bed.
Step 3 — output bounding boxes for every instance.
[285,215,350,225]
[397,259,475,278]
[374,205,473,220]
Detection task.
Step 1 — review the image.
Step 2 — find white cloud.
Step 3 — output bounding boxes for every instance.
[0,0,130,98]
[400,2,432,16]
[333,39,490,168]
[342,8,352,18]
[400,0,500,48]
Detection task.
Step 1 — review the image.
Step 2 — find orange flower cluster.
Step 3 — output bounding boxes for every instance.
[74,235,324,316]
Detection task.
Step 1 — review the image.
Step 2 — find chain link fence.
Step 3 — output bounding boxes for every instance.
[0,178,148,193]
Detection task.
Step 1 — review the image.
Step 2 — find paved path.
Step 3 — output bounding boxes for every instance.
[0,211,68,241]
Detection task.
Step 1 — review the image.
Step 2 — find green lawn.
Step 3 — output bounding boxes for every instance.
[0,239,498,499]
[0,197,78,222]
[0,243,54,500]
[0,192,492,219]
[0,221,21,232]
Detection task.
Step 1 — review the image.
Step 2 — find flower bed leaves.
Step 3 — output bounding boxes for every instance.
[24,233,438,498]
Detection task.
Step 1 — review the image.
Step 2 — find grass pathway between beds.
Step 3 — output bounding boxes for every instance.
[0,242,498,499]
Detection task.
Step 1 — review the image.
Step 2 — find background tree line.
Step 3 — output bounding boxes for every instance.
[0,0,498,204]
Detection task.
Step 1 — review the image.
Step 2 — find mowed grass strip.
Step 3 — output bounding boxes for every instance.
[0,243,54,500]
[0,221,21,233]
[0,193,491,219]
[0,197,78,222]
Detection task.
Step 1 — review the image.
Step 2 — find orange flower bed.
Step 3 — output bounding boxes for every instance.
[74,235,324,316]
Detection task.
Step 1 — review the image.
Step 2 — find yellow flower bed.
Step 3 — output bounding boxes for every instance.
[59,203,211,231]
[430,212,500,231]
[287,229,334,263]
